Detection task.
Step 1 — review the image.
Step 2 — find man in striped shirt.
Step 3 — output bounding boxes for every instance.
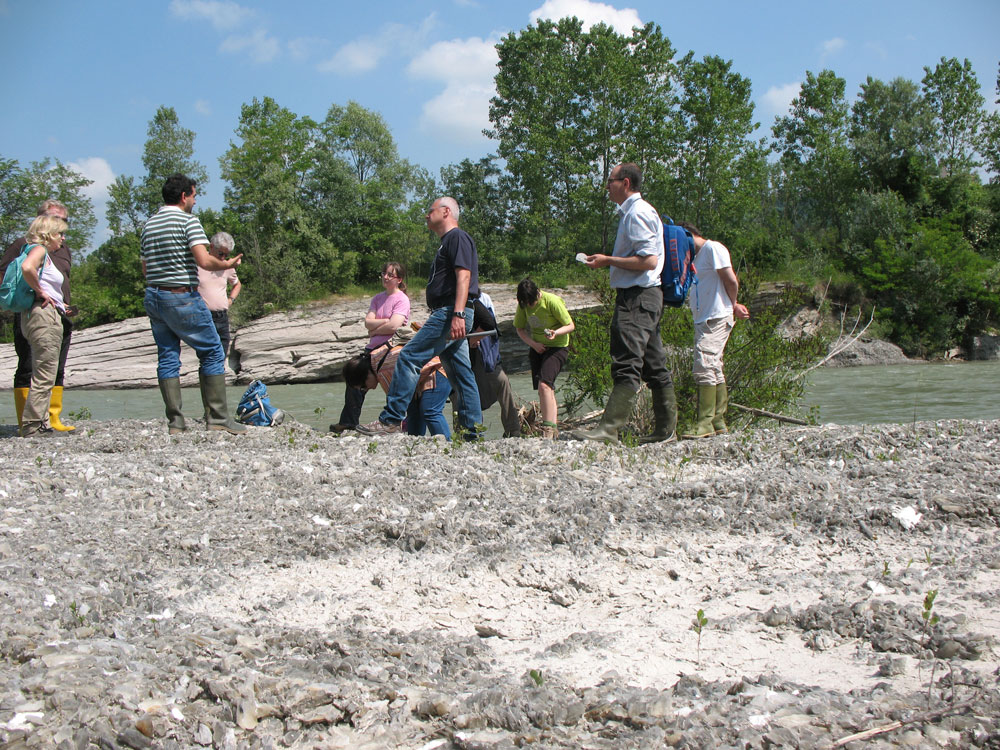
[141,173,245,435]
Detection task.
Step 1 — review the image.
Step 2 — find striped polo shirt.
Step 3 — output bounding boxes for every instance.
[140,206,209,287]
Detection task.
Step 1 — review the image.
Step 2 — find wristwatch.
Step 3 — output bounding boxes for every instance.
[452,311,465,318]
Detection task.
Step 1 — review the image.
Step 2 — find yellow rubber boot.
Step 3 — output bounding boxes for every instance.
[14,387,29,429]
[48,385,76,432]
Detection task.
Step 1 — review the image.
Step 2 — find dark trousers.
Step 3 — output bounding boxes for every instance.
[338,385,367,427]
[609,286,672,391]
[210,309,231,362]
[13,312,72,388]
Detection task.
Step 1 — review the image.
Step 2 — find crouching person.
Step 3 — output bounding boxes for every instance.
[342,342,451,439]
[514,279,574,439]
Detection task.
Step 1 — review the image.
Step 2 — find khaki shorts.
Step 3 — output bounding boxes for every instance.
[692,315,734,385]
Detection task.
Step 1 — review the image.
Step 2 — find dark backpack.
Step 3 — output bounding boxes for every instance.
[660,216,697,308]
[236,380,284,426]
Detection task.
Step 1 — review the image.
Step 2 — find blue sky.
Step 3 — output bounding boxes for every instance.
[1,0,997,252]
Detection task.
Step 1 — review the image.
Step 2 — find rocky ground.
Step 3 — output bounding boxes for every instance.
[1,418,998,749]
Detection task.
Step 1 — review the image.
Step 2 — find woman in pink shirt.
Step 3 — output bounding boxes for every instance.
[331,262,410,432]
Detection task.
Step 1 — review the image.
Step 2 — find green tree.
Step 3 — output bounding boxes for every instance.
[106,106,209,236]
[772,70,857,251]
[850,77,936,201]
[310,101,432,283]
[489,19,679,261]
[656,53,768,264]
[220,96,355,315]
[0,157,95,252]
[440,156,516,281]
[922,57,987,176]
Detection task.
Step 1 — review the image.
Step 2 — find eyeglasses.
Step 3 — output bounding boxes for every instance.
[382,272,399,279]
[607,177,625,184]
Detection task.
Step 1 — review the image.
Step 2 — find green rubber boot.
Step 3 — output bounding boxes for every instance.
[158,378,186,435]
[563,384,637,443]
[713,382,729,435]
[682,384,717,439]
[199,373,247,435]
[639,384,678,444]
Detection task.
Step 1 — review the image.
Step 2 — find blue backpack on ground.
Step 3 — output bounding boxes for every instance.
[236,380,284,426]
[660,216,697,308]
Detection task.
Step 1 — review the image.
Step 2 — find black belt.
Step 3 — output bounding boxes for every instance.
[151,285,196,293]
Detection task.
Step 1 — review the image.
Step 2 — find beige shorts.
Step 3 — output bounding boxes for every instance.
[692,315,734,385]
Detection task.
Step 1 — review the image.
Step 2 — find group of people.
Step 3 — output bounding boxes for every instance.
[6,163,746,443]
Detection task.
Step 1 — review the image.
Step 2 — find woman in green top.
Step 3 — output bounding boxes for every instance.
[514,278,575,439]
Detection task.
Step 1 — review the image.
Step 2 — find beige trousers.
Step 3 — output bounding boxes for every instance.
[20,304,63,429]
[692,315,734,385]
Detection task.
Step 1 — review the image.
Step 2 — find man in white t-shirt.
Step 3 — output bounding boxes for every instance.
[679,223,749,438]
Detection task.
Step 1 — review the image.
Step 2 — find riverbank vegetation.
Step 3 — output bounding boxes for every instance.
[2,19,998,359]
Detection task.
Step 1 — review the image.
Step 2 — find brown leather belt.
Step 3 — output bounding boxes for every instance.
[151,285,196,293]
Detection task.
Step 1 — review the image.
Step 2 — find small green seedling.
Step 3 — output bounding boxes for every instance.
[313,406,326,417]
[922,589,939,646]
[692,608,708,665]
[529,669,543,686]
[882,560,890,577]
[366,441,378,454]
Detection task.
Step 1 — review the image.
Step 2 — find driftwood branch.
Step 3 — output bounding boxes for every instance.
[795,304,876,379]
[730,402,809,426]
[831,696,979,747]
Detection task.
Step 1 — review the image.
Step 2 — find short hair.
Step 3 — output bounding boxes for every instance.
[37,199,67,217]
[210,232,235,253]
[677,221,702,238]
[438,196,460,220]
[383,261,407,293]
[343,353,373,389]
[618,163,642,191]
[26,214,68,246]
[516,278,541,308]
[162,173,196,205]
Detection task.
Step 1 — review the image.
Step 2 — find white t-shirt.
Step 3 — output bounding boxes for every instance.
[689,239,733,324]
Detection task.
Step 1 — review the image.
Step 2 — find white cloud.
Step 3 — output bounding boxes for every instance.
[408,37,500,145]
[68,157,116,249]
[220,29,280,63]
[168,0,254,31]
[288,36,328,63]
[820,37,846,60]
[529,0,642,34]
[67,157,115,203]
[760,81,801,120]
[194,99,212,116]
[319,16,436,75]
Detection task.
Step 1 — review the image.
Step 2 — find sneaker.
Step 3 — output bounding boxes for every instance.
[356,419,401,436]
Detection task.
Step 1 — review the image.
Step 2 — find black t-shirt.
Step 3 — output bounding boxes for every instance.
[425,227,479,309]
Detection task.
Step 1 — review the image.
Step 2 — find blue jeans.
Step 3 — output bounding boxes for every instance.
[380,306,482,432]
[406,372,452,439]
[144,288,225,379]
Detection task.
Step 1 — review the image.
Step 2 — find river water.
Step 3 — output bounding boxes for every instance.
[2,361,998,436]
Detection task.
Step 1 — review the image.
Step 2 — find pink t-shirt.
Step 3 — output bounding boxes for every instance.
[367,290,410,348]
[198,267,239,311]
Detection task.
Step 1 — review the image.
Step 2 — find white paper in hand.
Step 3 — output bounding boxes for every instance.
[575,253,588,263]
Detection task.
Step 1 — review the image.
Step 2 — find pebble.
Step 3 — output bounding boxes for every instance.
[0,417,998,748]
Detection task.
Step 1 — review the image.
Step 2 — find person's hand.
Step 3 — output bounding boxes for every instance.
[227,253,243,268]
[734,303,750,320]
[37,292,55,308]
[585,254,610,269]
[531,341,547,354]
[544,328,556,340]
[449,315,466,340]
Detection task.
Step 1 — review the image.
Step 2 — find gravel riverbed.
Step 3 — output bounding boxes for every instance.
[1,418,998,749]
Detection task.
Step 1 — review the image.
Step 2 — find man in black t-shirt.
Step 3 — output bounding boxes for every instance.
[358,197,483,437]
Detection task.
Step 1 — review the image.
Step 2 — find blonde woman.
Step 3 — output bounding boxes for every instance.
[18,214,70,437]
